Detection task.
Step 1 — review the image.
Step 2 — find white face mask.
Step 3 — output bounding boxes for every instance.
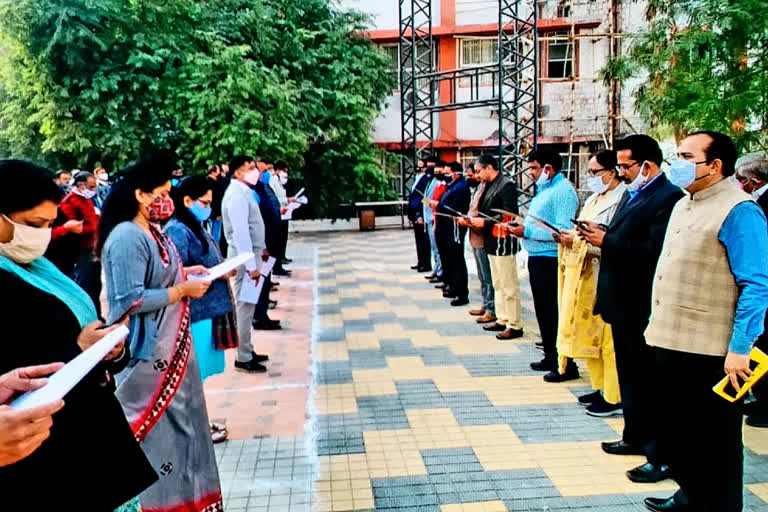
[586,175,609,194]
[243,169,261,185]
[0,215,52,264]
[536,168,550,187]
[279,172,288,186]
[75,187,97,199]
[97,173,109,182]
[625,162,648,193]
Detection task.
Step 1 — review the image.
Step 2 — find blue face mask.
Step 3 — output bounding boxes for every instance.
[189,201,212,222]
[668,159,709,189]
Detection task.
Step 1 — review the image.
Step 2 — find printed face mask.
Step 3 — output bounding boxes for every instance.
[147,194,175,222]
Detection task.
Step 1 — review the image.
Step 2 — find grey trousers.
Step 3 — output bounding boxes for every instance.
[232,267,256,362]
[472,246,495,314]
[426,220,442,276]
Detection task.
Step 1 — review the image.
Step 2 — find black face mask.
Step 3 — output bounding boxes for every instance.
[467,178,479,188]
[426,168,435,177]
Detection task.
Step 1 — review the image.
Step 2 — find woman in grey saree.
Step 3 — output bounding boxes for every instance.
[100,154,222,512]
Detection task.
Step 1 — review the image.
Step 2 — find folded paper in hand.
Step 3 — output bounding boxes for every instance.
[188,252,254,281]
[239,256,277,304]
[10,325,130,411]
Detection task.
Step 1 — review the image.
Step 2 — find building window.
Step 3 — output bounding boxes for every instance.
[543,32,576,79]
[379,44,400,90]
[557,1,571,18]
[460,149,483,169]
[460,38,498,86]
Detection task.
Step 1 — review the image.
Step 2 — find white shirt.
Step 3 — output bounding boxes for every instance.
[753,183,768,201]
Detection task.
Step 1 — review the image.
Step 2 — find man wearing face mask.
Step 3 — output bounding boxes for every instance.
[507,148,579,381]
[422,157,444,283]
[577,134,684,487]
[463,164,496,325]
[735,152,768,429]
[408,158,432,273]
[222,155,271,373]
[94,166,111,210]
[60,172,103,317]
[272,160,295,267]
[641,132,767,512]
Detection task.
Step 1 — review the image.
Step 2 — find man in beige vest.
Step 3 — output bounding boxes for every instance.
[643,131,768,512]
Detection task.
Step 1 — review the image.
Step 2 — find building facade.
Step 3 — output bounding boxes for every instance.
[341,0,648,189]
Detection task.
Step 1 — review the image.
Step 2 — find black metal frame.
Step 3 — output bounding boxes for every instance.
[398,0,538,209]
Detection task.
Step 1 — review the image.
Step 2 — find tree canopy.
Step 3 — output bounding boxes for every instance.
[602,0,768,150]
[0,0,396,216]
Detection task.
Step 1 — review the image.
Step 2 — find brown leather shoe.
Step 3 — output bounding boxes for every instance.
[482,322,506,332]
[468,308,485,316]
[496,328,524,340]
[475,313,497,324]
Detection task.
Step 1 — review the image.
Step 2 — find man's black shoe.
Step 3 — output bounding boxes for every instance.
[435,283,446,289]
[644,496,688,511]
[578,390,602,406]
[746,413,768,428]
[530,359,555,372]
[627,463,671,483]
[601,440,645,456]
[450,297,469,307]
[424,273,437,280]
[235,359,268,373]
[429,277,442,284]
[411,264,420,270]
[282,258,293,264]
[443,291,456,299]
[251,351,269,362]
[543,368,580,383]
[272,281,280,286]
[482,322,507,332]
[268,300,278,310]
[253,318,282,330]
[274,268,292,277]
[418,267,432,273]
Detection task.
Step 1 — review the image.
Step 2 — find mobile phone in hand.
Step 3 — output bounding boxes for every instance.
[571,219,590,231]
[102,299,144,328]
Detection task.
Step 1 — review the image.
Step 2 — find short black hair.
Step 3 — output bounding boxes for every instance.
[593,150,617,172]
[689,131,738,177]
[55,169,71,179]
[229,155,255,173]
[73,172,95,185]
[448,162,464,175]
[476,153,499,170]
[257,157,274,165]
[425,155,438,165]
[527,148,562,172]
[614,134,663,166]
[274,160,288,171]
[436,160,447,168]
[0,160,64,215]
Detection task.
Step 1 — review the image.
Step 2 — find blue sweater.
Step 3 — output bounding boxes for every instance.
[522,173,579,257]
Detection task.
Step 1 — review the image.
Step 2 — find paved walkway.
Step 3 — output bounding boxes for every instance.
[209,229,768,512]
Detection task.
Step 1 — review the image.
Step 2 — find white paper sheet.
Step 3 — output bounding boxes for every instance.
[294,188,305,199]
[10,325,130,411]
[238,256,277,304]
[188,252,254,281]
[281,202,302,221]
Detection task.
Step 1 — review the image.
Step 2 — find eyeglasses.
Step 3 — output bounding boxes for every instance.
[587,168,614,177]
[616,161,639,171]
[197,199,212,208]
[735,175,750,184]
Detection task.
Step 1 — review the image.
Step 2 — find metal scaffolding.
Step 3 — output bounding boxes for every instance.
[398,0,539,207]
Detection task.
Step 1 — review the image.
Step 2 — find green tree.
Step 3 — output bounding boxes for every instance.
[601,0,768,149]
[0,0,395,216]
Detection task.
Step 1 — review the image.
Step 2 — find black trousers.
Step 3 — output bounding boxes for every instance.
[750,332,768,411]
[611,322,661,464]
[73,248,102,318]
[436,231,468,300]
[656,347,743,511]
[413,221,432,270]
[253,274,272,322]
[528,256,574,369]
[280,220,290,261]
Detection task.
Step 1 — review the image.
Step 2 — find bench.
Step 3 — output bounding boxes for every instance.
[354,200,408,231]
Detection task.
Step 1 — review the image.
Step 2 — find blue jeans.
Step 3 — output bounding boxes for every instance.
[426,221,442,276]
[472,246,495,314]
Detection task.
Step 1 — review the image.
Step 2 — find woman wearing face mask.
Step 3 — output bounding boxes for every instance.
[99,153,222,512]
[164,176,238,444]
[0,160,157,512]
[554,150,626,417]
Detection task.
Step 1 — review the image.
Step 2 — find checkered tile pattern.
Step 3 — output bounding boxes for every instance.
[307,229,768,512]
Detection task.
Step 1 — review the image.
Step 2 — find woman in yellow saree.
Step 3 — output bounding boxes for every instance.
[556,150,626,417]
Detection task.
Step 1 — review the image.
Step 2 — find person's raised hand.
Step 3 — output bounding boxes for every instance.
[64,220,84,234]
[0,400,64,467]
[0,363,65,404]
[724,352,754,393]
[179,279,211,299]
[77,322,128,361]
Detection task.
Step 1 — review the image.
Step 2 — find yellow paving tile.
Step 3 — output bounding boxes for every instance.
[338,288,362,298]
[345,332,381,351]
[442,336,522,355]
[391,305,424,318]
[745,424,768,455]
[747,483,768,503]
[364,300,392,311]
[374,323,408,337]
[473,376,587,406]
[318,313,344,328]
[315,384,358,415]
[318,294,340,305]
[603,417,625,437]
[363,429,427,478]
[340,307,370,321]
[358,284,385,293]
[352,368,398,396]
[388,356,471,381]
[530,441,678,496]
[406,408,460,429]
[441,502,507,512]
[316,342,350,362]
[406,329,445,347]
